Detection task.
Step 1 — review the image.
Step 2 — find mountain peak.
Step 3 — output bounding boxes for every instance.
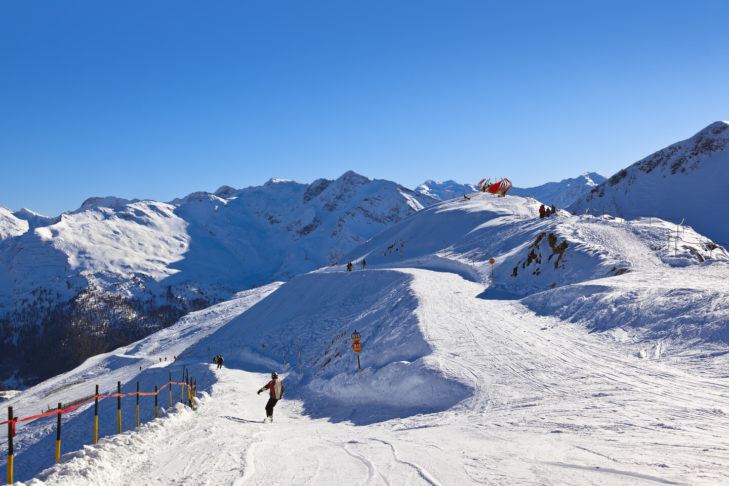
[214,185,237,198]
[336,171,370,185]
[80,196,135,210]
[568,121,729,243]
[700,120,729,136]
[264,178,295,187]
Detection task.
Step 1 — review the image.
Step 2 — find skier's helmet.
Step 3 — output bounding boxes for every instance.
[271,372,278,379]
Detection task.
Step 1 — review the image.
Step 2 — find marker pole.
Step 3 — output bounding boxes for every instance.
[7,407,13,485]
[117,381,121,434]
[55,403,62,463]
[94,384,99,444]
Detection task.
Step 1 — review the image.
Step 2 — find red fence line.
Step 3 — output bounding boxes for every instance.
[0,381,190,431]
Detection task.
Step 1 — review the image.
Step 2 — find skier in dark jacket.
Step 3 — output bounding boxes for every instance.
[346,262,353,272]
[257,372,285,423]
[217,355,224,369]
[551,204,557,215]
[539,204,545,218]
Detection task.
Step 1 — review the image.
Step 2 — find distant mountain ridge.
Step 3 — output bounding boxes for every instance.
[0,171,435,385]
[509,172,606,208]
[414,180,478,201]
[415,172,606,208]
[568,121,729,244]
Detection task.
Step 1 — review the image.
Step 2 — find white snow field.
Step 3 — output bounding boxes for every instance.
[3,193,729,485]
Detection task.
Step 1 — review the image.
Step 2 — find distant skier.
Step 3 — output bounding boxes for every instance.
[545,207,551,217]
[539,204,545,218]
[346,262,353,272]
[361,259,367,270]
[217,355,224,369]
[551,204,557,215]
[257,372,285,423]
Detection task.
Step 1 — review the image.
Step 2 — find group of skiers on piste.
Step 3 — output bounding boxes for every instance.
[257,372,285,423]
[346,259,366,272]
[539,204,557,218]
[213,354,224,368]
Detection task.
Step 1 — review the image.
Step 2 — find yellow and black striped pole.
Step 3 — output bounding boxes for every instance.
[7,406,13,485]
[186,376,191,408]
[180,368,185,404]
[117,381,121,434]
[136,381,140,428]
[191,378,195,409]
[93,384,99,444]
[154,385,158,418]
[168,372,172,409]
[55,402,62,463]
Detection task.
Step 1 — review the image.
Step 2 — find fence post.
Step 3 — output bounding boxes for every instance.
[117,381,121,434]
[136,381,140,428]
[186,376,190,407]
[154,385,158,418]
[169,372,172,409]
[7,406,13,485]
[55,402,62,463]
[94,384,99,445]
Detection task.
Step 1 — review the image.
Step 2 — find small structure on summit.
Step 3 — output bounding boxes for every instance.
[478,178,513,196]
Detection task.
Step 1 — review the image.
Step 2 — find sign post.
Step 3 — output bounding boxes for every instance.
[351,330,362,376]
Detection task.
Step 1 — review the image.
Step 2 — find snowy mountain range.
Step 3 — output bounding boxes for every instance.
[3,190,729,485]
[569,121,729,244]
[2,121,728,390]
[414,179,478,201]
[415,172,606,208]
[508,172,607,208]
[0,171,434,385]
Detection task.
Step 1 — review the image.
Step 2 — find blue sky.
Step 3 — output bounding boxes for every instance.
[1,0,727,215]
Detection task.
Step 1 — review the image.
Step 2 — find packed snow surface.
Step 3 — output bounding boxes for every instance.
[3,192,729,485]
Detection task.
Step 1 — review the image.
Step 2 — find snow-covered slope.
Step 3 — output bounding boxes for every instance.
[346,192,729,346]
[510,172,606,208]
[0,171,435,385]
[0,207,29,240]
[569,121,729,244]
[414,179,477,201]
[4,191,729,485]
